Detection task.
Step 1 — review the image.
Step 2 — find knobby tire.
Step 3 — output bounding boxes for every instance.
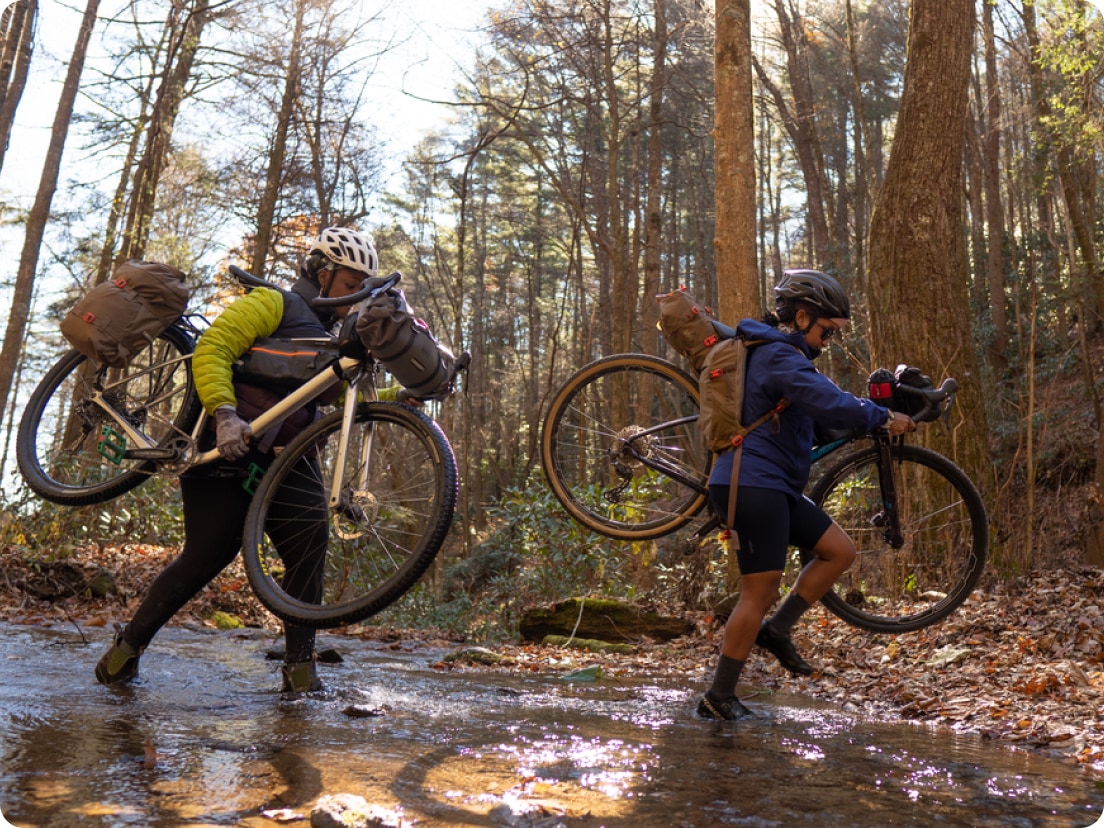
[241,401,458,627]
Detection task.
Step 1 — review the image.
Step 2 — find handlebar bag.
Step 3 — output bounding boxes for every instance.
[60,260,189,368]
[354,287,456,400]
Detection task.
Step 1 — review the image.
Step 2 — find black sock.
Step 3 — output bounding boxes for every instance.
[709,654,745,699]
[766,592,811,635]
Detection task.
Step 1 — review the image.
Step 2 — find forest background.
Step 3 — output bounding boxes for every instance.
[0,0,1101,639]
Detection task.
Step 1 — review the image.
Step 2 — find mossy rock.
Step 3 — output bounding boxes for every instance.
[209,611,244,630]
[443,646,512,666]
[519,597,693,643]
[542,635,634,654]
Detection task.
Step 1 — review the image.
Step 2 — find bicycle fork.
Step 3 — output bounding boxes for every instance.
[873,436,905,549]
[328,377,378,536]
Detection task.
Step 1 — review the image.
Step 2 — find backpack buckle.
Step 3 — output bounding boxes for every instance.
[703,334,718,347]
[730,434,745,448]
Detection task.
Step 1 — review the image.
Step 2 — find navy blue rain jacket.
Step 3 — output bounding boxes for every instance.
[707,318,890,498]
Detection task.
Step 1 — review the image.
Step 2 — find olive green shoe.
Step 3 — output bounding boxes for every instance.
[280,660,323,693]
[95,624,143,685]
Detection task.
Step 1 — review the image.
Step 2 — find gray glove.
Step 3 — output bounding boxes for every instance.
[215,405,252,461]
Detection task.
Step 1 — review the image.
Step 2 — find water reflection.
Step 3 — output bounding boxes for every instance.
[0,624,1100,827]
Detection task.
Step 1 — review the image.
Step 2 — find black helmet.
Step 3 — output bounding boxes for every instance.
[773,269,850,320]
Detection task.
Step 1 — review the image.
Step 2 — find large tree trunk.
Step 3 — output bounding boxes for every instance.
[714,0,759,321]
[0,0,99,424]
[867,0,991,495]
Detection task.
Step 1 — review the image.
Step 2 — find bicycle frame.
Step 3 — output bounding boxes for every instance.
[613,414,908,548]
[88,330,382,501]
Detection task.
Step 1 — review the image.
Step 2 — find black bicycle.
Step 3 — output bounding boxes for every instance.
[540,346,988,634]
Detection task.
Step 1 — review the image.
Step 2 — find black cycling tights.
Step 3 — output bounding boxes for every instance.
[126,458,327,665]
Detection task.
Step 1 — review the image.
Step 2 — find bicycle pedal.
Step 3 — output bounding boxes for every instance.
[96,426,127,465]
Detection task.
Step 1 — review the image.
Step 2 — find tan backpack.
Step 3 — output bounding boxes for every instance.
[656,287,721,374]
[60,260,189,368]
[698,337,790,527]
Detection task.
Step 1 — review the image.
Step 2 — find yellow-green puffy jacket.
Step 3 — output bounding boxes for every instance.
[193,286,288,414]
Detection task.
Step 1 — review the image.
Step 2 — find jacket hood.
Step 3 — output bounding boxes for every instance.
[736,318,813,359]
[290,276,336,327]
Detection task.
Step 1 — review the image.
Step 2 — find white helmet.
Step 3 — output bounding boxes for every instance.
[308,227,379,278]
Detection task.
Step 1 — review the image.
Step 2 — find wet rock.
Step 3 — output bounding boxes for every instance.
[519,597,694,643]
[342,704,386,718]
[310,794,406,827]
[559,664,603,682]
[442,646,511,666]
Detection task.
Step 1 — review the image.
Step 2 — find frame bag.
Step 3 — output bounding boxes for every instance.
[60,260,189,368]
[232,337,341,393]
[354,288,455,400]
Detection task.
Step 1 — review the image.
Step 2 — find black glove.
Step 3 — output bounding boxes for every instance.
[215,405,252,460]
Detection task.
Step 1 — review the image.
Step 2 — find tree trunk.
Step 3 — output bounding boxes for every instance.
[0,0,99,424]
[866,0,991,497]
[251,0,305,277]
[981,0,1008,371]
[0,0,35,173]
[714,0,759,322]
[119,0,210,263]
[641,0,668,352]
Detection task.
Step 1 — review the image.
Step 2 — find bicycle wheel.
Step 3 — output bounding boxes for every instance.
[16,325,200,506]
[807,443,988,633]
[241,401,458,627]
[541,354,710,540]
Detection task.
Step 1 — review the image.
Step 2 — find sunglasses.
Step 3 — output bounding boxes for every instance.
[814,320,839,341]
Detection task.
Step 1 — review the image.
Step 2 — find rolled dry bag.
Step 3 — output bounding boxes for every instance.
[355,288,455,400]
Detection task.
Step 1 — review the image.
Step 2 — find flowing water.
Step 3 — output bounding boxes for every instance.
[0,623,1101,827]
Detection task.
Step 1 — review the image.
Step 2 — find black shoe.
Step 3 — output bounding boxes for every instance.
[95,623,143,685]
[756,624,813,676]
[697,690,752,721]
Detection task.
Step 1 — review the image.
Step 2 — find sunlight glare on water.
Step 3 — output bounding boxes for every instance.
[1,625,1103,827]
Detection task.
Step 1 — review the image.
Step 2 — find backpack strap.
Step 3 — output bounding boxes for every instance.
[724,398,791,534]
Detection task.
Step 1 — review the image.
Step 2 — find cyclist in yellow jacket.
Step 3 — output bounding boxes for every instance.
[95,228,385,693]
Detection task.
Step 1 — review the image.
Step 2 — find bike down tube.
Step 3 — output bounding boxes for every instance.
[193,357,355,466]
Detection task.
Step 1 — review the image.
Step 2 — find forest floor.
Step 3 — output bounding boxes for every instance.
[1,541,1102,779]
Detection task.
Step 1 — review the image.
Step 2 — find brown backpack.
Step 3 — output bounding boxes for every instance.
[698,337,790,528]
[656,287,721,374]
[60,260,189,368]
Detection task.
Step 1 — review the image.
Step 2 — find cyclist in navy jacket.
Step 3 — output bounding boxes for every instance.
[698,270,915,721]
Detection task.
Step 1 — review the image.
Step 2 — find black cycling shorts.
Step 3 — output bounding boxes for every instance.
[708,485,834,575]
